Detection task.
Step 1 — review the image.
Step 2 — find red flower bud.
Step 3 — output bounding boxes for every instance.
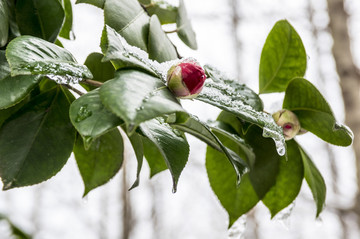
[167,58,206,99]
[272,109,301,140]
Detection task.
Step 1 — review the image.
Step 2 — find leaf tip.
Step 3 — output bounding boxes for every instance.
[128,179,139,191]
[2,181,15,191]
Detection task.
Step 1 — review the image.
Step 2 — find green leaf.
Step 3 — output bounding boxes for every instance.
[148,15,178,62]
[244,125,280,199]
[99,70,185,133]
[0,74,43,109]
[0,86,75,189]
[171,113,249,181]
[203,64,264,111]
[0,50,10,79]
[6,36,93,82]
[0,213,32,239]
[0,90,32,129]
[216,111,244,135]
[128,132,144,190]
[209,121,255,165]
[0,51,43,109]
[262,140,304,217]
[0,0,9,47]
[15,0,65,42]
[76,0,104,8]
[69,88,122,149]
[100,25,157,76]
[59,0,74,40]
[196,79,285,156]
[144,1,178,25]
[299,145,326,217]
[206,136,259,227]
[283,78,353,146]
[82,52,115,91]
[140,118,189,192]
[6,0,20,39]
[176,0,197,50]
[104,0,150,51]
[259,20,307,94]
[74,129,124,196]
[142,136,168,177]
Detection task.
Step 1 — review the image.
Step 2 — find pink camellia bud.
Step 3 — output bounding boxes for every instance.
[167,58,206,99]
[272,109,301,140]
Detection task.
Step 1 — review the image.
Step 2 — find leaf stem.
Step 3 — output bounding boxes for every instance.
[82,79,104,87]
[63,84,85,96]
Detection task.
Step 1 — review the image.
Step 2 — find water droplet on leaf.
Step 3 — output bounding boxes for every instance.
[75,104,92,123]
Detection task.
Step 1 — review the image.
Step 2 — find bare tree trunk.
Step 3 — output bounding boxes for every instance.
[229,0,242,80]
[121,159,132,239]
[326,0,360,214]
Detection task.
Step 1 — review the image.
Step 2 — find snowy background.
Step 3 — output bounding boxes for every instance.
[0,0,359,238]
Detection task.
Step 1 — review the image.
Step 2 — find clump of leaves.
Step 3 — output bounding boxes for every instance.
[0,0,353,228]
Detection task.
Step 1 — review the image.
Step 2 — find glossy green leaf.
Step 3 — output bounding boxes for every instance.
[299,145,326,217]
[0,50,10,79]
[0,98,28,129]
[83,52,115,91]
[104,0,149,51]
[0,74,42,109]
[216,111,244,135]
[196,79,285,156]
[0,87,75,189]
[142,136,168,177]
[15,0,65,42]
[176,0,197,50]
[244,125,280,199]
[74,129,124,196]
[143,1,178,24]
[140,118,189,192]
[210,121,255,165]
[99,70,185,133]
[171,112,249,180]
[128,132,144,190]
[0,51,42,109]
[59,0,74,40]
[262,140,304,217]
[100,25,156,75]
[76,0,104,8]
[283,78,353,146]
[6,0,20,39]
[203,64,263,111]
[148,15,178,62]
[206,136,259,226]
[259,20,307,94]
[6,36,93,81]
[0,0,9,47]
[69,88,122,149]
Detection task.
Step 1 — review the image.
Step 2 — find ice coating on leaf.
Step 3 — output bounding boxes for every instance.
[6,36,93,83]
[274,202,295,229]
[197,78,286,156]
[105,26,180,82]
[16,61,91,84]
[228,215,247,239]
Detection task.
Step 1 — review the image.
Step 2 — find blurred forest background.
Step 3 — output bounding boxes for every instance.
[1,0,360,238]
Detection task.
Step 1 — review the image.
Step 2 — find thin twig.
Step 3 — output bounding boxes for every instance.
[63,84,85,96]
[164,29,178,34]
[82,79,104,87]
